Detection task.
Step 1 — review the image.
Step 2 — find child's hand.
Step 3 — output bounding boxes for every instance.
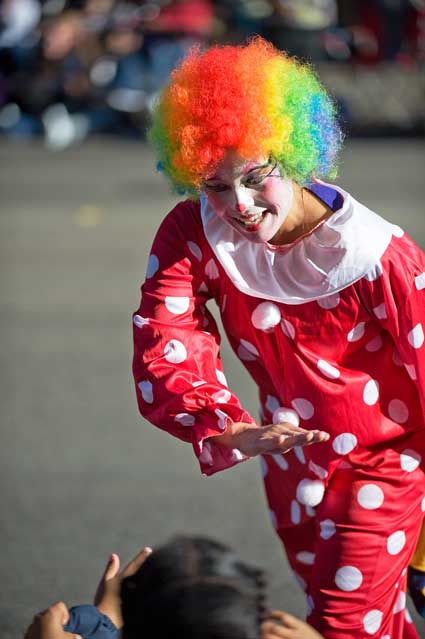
[24,601,81,639]
[261,610,324,639]
[94,547,152,628]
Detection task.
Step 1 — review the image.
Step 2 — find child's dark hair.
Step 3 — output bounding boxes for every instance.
[121,535,268,639]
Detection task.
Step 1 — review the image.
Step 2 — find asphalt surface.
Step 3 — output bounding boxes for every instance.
[1,138,425,638]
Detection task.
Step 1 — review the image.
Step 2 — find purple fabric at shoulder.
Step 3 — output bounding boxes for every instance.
[308,182,344,212]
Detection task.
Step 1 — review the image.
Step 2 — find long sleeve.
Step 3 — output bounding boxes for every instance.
[132,201,256,475]
[357,230,425,418]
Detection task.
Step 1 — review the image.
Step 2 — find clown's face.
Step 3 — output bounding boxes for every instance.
[202,151,294,245]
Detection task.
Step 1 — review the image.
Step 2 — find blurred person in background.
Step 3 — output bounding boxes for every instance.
[24,537,324,639]
[1,0,424,142]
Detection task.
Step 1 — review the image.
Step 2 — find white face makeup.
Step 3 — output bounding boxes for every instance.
[202,151,294,245]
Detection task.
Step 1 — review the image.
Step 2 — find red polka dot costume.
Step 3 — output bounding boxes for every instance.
[133,182,425,638]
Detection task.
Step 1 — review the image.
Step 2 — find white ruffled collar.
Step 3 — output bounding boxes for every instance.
[200,182,395,305]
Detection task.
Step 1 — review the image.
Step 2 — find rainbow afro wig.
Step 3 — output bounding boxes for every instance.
[149,37,343,195]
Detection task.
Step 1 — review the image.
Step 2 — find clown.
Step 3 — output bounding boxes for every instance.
[132,38,425,638]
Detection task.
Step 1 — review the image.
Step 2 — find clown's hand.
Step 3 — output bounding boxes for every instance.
[211,422,329,457]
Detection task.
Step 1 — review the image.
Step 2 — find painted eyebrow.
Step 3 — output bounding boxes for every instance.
[243,161,272,175]
[204,161,272,183]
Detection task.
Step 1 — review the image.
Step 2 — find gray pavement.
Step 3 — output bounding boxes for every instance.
[1,138,425,638]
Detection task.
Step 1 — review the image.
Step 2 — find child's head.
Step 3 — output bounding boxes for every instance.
[149,37,342,196]
[121,535,267,639]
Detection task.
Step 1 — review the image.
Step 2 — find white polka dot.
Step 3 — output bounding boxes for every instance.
[404,363,417,380]
[317,293,340,309]
[405,607,413,623]
[388,399,409,424]
[199,441,213,465]
[373,303,387,320]
[320,519,336,540]
[197,282,209,295]
[231,448,244,462]
[265,395,280,415]
[296,479,325,507]
[291,398,314,420]
[216,369,228,387]
[165,296,190,314]
[212,389,232,403]
[237,339,259,361]
[400,449,421,472]
[363,379,379,406]
[291,499,301,524]
[347,322,366,342]
[205,258,219,279]
[273,454,289,471]
[174,413,195,427]
[133,314,149,328]
[269,509,278,529]
[192,380,206,387]
[294,446,306,464]
[259,456,268,477]
[309,460,328,479]
[273,407,299,427]
[335,566,363,591]
[421,496,425,511]
[317,359,340,379]
[381,635,390,639]
[408,323,424,349]
[338,460,353,470]
[306,595,315,616]
[215,408,229,430]
[146,254,159,278]
[393,591,406,614]
[391,224,404,238]
[164,339,187,363]
[357,484,384,510]
[333,433,358,455]
[364,261,383,282]
[187,241,202,261]
[296,551,315,565]
[387,530,406,555]
[221,293,227,313]
[415,272,425,291]
[363,610,383,634]
[392,348,403,366]
[365,334,383,352]
[138,380,153,403]
[292,571,307,592]
[306,505,316,517]
[251,302,281,332]
[281,318,295,339]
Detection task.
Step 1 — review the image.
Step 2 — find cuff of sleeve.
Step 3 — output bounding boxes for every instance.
[192,405,256,476]
[64,605,119,639]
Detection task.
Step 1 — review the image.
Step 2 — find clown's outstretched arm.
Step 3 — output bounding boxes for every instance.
[132,202,329,475]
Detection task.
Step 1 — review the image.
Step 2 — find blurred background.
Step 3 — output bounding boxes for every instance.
[0,0,424,145]
[1,2,425,639]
